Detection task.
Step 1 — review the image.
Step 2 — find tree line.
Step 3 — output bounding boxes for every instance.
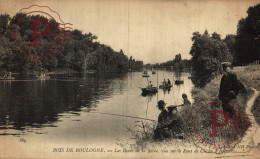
[190,4,259,87]
[0,13,142,73]
[153,54,191,72]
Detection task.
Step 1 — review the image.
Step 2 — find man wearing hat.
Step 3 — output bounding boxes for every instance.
[154,100,172,139]
[219,62,247,117]
[154,100,184,139]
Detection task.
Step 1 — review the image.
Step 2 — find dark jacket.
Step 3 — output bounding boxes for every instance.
[157,109,169,128]
[219,72,246,99]
[167,112,184,134]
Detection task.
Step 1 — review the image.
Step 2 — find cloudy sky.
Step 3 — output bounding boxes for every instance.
[1,0,259,63]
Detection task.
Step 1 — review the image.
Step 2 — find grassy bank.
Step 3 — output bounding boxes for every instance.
[235,65,260,125]
[124,65,260,150]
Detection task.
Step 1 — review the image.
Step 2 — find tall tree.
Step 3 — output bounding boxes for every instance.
[236,4,260,65]
[190,30,233,87]
[224,34,237,65]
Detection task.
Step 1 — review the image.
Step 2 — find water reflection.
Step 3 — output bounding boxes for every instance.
[0,71,193,142]
[0,73,127,135]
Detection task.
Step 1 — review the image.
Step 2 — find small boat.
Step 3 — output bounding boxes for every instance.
[151,67,156,74]
[141,87,158,95]
[159,84,173,89]
[0,77,15,80]
[175,80,184,85]
[36,73,50,80]
[142,71,150,77]
[0,72,15,80]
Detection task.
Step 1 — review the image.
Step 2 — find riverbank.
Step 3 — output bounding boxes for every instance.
[125,65,260,151]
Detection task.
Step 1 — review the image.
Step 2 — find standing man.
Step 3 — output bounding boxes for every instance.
[218,62,247,117]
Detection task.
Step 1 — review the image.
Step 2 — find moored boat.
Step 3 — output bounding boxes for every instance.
[159,84,173,89]
[0,77,15,80]
[141,87,158,94]
[142,71,150,77]
[36,73,50,80]
[0,72,15,80]
[175,80,184,85]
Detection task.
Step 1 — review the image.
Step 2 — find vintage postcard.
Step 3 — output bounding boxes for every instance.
[0,0,260,158]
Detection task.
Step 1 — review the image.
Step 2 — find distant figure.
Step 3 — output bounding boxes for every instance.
[167,79,171,85]
[167,106,184,139]
[154,100,172,139]
[148,81,153,88]
[8,72,12,78]
[219,62,247,117]
[163,79,167,85]
[182,94,191,106]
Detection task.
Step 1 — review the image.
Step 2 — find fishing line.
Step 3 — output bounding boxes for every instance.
[172,69,178,105]
[157,72,159,103]
[87,111,157,122]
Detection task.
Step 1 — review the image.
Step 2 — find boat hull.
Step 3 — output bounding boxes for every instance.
[159,84,173,89]
[36,76,51,80]
[175,80,184,85]
[0,77,15,80]
[141,87,158,95]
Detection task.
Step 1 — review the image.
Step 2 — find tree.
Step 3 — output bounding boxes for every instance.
[173,54,184,71]
[0,14,10,35]
[212,32,221,40]
[224,34,236,65]
[190,30,232,87]
[0,13,134,73]
[236,4,260,65]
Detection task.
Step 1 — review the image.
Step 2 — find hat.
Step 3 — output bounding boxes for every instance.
[157,100,166,106]
[221,62,231,68]
[167,105,177,112]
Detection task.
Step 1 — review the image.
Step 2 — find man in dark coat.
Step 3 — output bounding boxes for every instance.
[219,62,247,117]
[154,100,172,139]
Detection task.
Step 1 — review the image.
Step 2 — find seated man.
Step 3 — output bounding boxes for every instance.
[181,94,191,106]
[167,79,171,85]
[167,106,184,139]
[154,100,172,140]
[163,79,167,86]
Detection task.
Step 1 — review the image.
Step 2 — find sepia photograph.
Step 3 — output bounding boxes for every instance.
[0,0,260,158]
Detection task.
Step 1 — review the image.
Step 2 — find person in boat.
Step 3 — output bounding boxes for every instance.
[7,72,12,79]
[163,79,167,86]
[148,81,153,89]
[181,93,191,106]
[167,79,171,85]
[218,62,247,118]
[167,105,184,139]
[154,100,172,139]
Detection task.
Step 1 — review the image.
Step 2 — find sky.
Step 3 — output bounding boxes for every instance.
[0,0,259,64]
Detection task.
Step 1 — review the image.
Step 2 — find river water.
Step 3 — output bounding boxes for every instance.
[0,70,193,157]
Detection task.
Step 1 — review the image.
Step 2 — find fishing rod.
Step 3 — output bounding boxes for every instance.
[87,111,158,122]
[85,104,184,122]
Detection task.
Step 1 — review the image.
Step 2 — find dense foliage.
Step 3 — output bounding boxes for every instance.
[153,54,191,72]
[0,13,141,73]
[190,30,233,87]
[236,4,260,66]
